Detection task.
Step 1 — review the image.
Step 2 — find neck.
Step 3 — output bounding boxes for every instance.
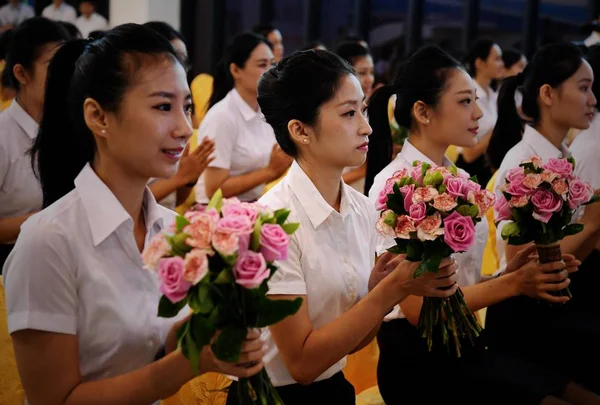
[534,116,568,150]
[475,74,492,93]
[53,1,63,7]
[10,1,19,7]
[408,131,447,166]
[16,92,41,124]
[234,85,259,111]
[91,157,147,229]
[296,157,343,211]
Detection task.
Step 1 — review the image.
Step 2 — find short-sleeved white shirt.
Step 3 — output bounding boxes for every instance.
[474,80,498,140]
[570,115,600,190]
[494,125,572,271]
[3,163,188,386]
[75,13,108,38]
[258,161,378,387]
[0,101,42,225]
[368,140,488,320]
[0,3,34,26]
[42,3,77,22]
[195,89,276,203]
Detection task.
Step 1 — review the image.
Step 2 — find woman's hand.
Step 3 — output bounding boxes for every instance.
[175,137,216,186]
[199,329,265,378]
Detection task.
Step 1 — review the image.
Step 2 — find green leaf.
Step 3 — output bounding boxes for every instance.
[274,209,291,225]
[188,283,213,314]
[449,165,458,176]
[254,296,303,327]
[501,222,521,239]
[158,295,187,318]
[383,211,398,228]
[423,171,444,187]
[567,155,576,168]
[387,245,405,254]
[406,240,423,261]
[386,194,405,214]
[282,222,300,235]
[456,205,472,217]
[421,254,443,274]
[185,326,200,375]
[421,162,431,176]
[251,216,263,252]
[211,325,247,362]
[214,268,233,284]
[469,175,478,183]
[176,320,189,350]
[468,205,480,218]
[206,189,223,212]
[189,314,216,348]
[438,184,447,194]
[175,215,190,233]
[169,233,192,257]
[563,223,584,236]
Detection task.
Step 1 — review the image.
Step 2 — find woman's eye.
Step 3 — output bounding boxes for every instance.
[155,104,172,112]
[461,99,472,105]
[344,110,356,117]
[581,86,590,92]
[184,104,193,114]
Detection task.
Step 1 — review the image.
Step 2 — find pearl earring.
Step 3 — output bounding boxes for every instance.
[303,139,308,143]
[101,129,106,134]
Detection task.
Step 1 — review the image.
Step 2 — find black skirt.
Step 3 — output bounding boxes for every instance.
[225,371,355,405]
[0,243,14,275]
[377,318,569,405]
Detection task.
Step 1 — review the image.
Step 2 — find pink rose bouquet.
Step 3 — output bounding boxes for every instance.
[142,190,301,405]
[376,161,491,357]
[496,155,599,300]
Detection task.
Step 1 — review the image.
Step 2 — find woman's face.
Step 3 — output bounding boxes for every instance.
[170,38,188,63]
[477,44,504,81]
[20,41,62,114]
[425,68,483,148]
[267,29,284,62]
[98,57,194,181]
[231,43,275,97]
[504,55,527,78]
[354,54,375,100]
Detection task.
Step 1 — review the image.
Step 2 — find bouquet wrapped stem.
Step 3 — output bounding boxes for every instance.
[536,242,571,299]
[237,369,284,405]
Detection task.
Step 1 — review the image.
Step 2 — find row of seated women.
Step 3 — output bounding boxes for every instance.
[1,16,600,405]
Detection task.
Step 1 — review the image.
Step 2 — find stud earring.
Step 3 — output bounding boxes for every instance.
[303,139,308,143]
[101,129,106,134]
[426,119,430,124]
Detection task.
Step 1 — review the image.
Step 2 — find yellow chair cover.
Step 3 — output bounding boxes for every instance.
[161,373,231,405]
[176,130,200,216]
[0,280,25,405]
[445,145,459,164]
[0,60,13,112]
[190,74,214,126]
[481,171,499,276]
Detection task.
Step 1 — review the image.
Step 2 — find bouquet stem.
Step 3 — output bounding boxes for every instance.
[417,287,481,357]
[536,242,571,300]
[237,369,284,405]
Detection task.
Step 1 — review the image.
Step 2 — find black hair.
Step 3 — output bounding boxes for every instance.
[491,42,584,165]
[208,32,272,110]
[301,40,327,51]
[335,41,370,66]
[0,29,13,60]
[59,21,82,39]
[502,48,524,71]
[252,24,277,39]
[143,21,185,43]
[463,38,497,78]
[365,45,461,195]
[5,17,69,91]
[586,44,600,101]
[30,23,180,208]
[257,49,355,157]
[87,30,106,40]
[1,64,13,89]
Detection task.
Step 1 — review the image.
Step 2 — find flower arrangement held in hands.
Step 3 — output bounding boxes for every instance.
[142,190,302,405]
[495,155,599,299]
[375,161,495,357]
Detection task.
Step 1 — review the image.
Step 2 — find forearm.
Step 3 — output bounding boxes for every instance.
[64,352,193,405]
[0,213,36,243]
[212,168,274,199]
[150,177,187,203]
[176,186,194,207]
[560,225,600,262]
[350,324,381,354]
[342,164,366,185]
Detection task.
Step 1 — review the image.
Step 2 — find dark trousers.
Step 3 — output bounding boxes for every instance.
[377,319,569,405]
[226,372,355,405]
[0,243,14,276]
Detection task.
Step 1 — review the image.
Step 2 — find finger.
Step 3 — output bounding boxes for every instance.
[385,255,406,273]
[430,283,459,298]
[181,142,190,157]
[561,253,576,262]
[240,338,263,354]
[515,244,538,259]
[538,292,570,304]
[194,139,215,156]
[439,256,456,268]
[432,276,457,290]
[539,270,569,283]
[539,261,566,273]
[246,329,261,340]
[540,278,571,292]
[237,347,265,363]
[375,252,394,268]
[564,264,579,274]
[220,360,264,379]
[436,263,458,279]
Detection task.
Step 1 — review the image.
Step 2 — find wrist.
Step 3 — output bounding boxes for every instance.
[503,270,521,297]
[372,280,406,315]
[263,167,277,183]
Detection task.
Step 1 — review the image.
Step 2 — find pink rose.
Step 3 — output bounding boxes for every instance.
[184,213,217,250]
[260,224,290,262]
[400,184,415,212]
[552,179,569,199]
[568,179,594,210]
[443,176,467,199]
[522,155,543,169]
[464,180,482,196]
[142,234,171,270]
[411,163,425,183]
[494,194,513,222]
[523,174,543,189]
[541,170,559,184]
[409,202,427,222]
[417,212,444,241]
[531,189,563,223]
[542,158,573,178]
[395,215,417,239]
[412,186,439,204]
[506,167,526,184]
[376,178,395,211]
[216,216,254,236]
[158,257,191,303]
[443,211,476,252]
[185,208,219,224]
[212,230,240,257]
[509,195,530,208]
[391,168,408,181]
[505,176,532,197]
[433,193,458,212]
[468,189,495,217]
[183,250,209,285]
[427,166,453,179]
[221,202,259,225]
[234,251,269,289]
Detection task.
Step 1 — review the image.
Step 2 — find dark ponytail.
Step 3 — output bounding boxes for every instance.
[208,32,272,110]
[365,45,461,195]
[30,24,179,207]
[491,42,584,170]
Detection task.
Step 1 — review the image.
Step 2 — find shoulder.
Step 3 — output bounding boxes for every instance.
[200,98,237,129]
[346,185,375,214]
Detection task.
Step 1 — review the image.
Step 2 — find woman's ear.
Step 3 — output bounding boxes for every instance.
[83,98,109,138]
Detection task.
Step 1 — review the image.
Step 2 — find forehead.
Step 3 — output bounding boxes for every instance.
[354,54,374,68]
[571,59,594,81]
[444,68,474,93]
[249,43,274,60]
[127,57,189,95]
[328,73,364,104]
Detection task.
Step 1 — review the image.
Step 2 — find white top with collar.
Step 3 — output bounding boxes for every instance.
[3,164,188,389]
[0,3,34,26]
[368,140,488,320]
[570,114,600,190]
[75,12,108,38]
[0,100,42,220]
[259,161,378,386]
[473,79,499,141]
[42,2,77,22]
[195,89,277,203]
[494,125,572,271]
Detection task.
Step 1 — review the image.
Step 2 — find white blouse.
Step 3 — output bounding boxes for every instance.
[3,164,188,387]
[368,140,488,320]
[41,3,77,23]
[0,101,42,225]
[259,161,378,387]
[570,115,600,190]
[473,80,498,140]
[195,89,277,203]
